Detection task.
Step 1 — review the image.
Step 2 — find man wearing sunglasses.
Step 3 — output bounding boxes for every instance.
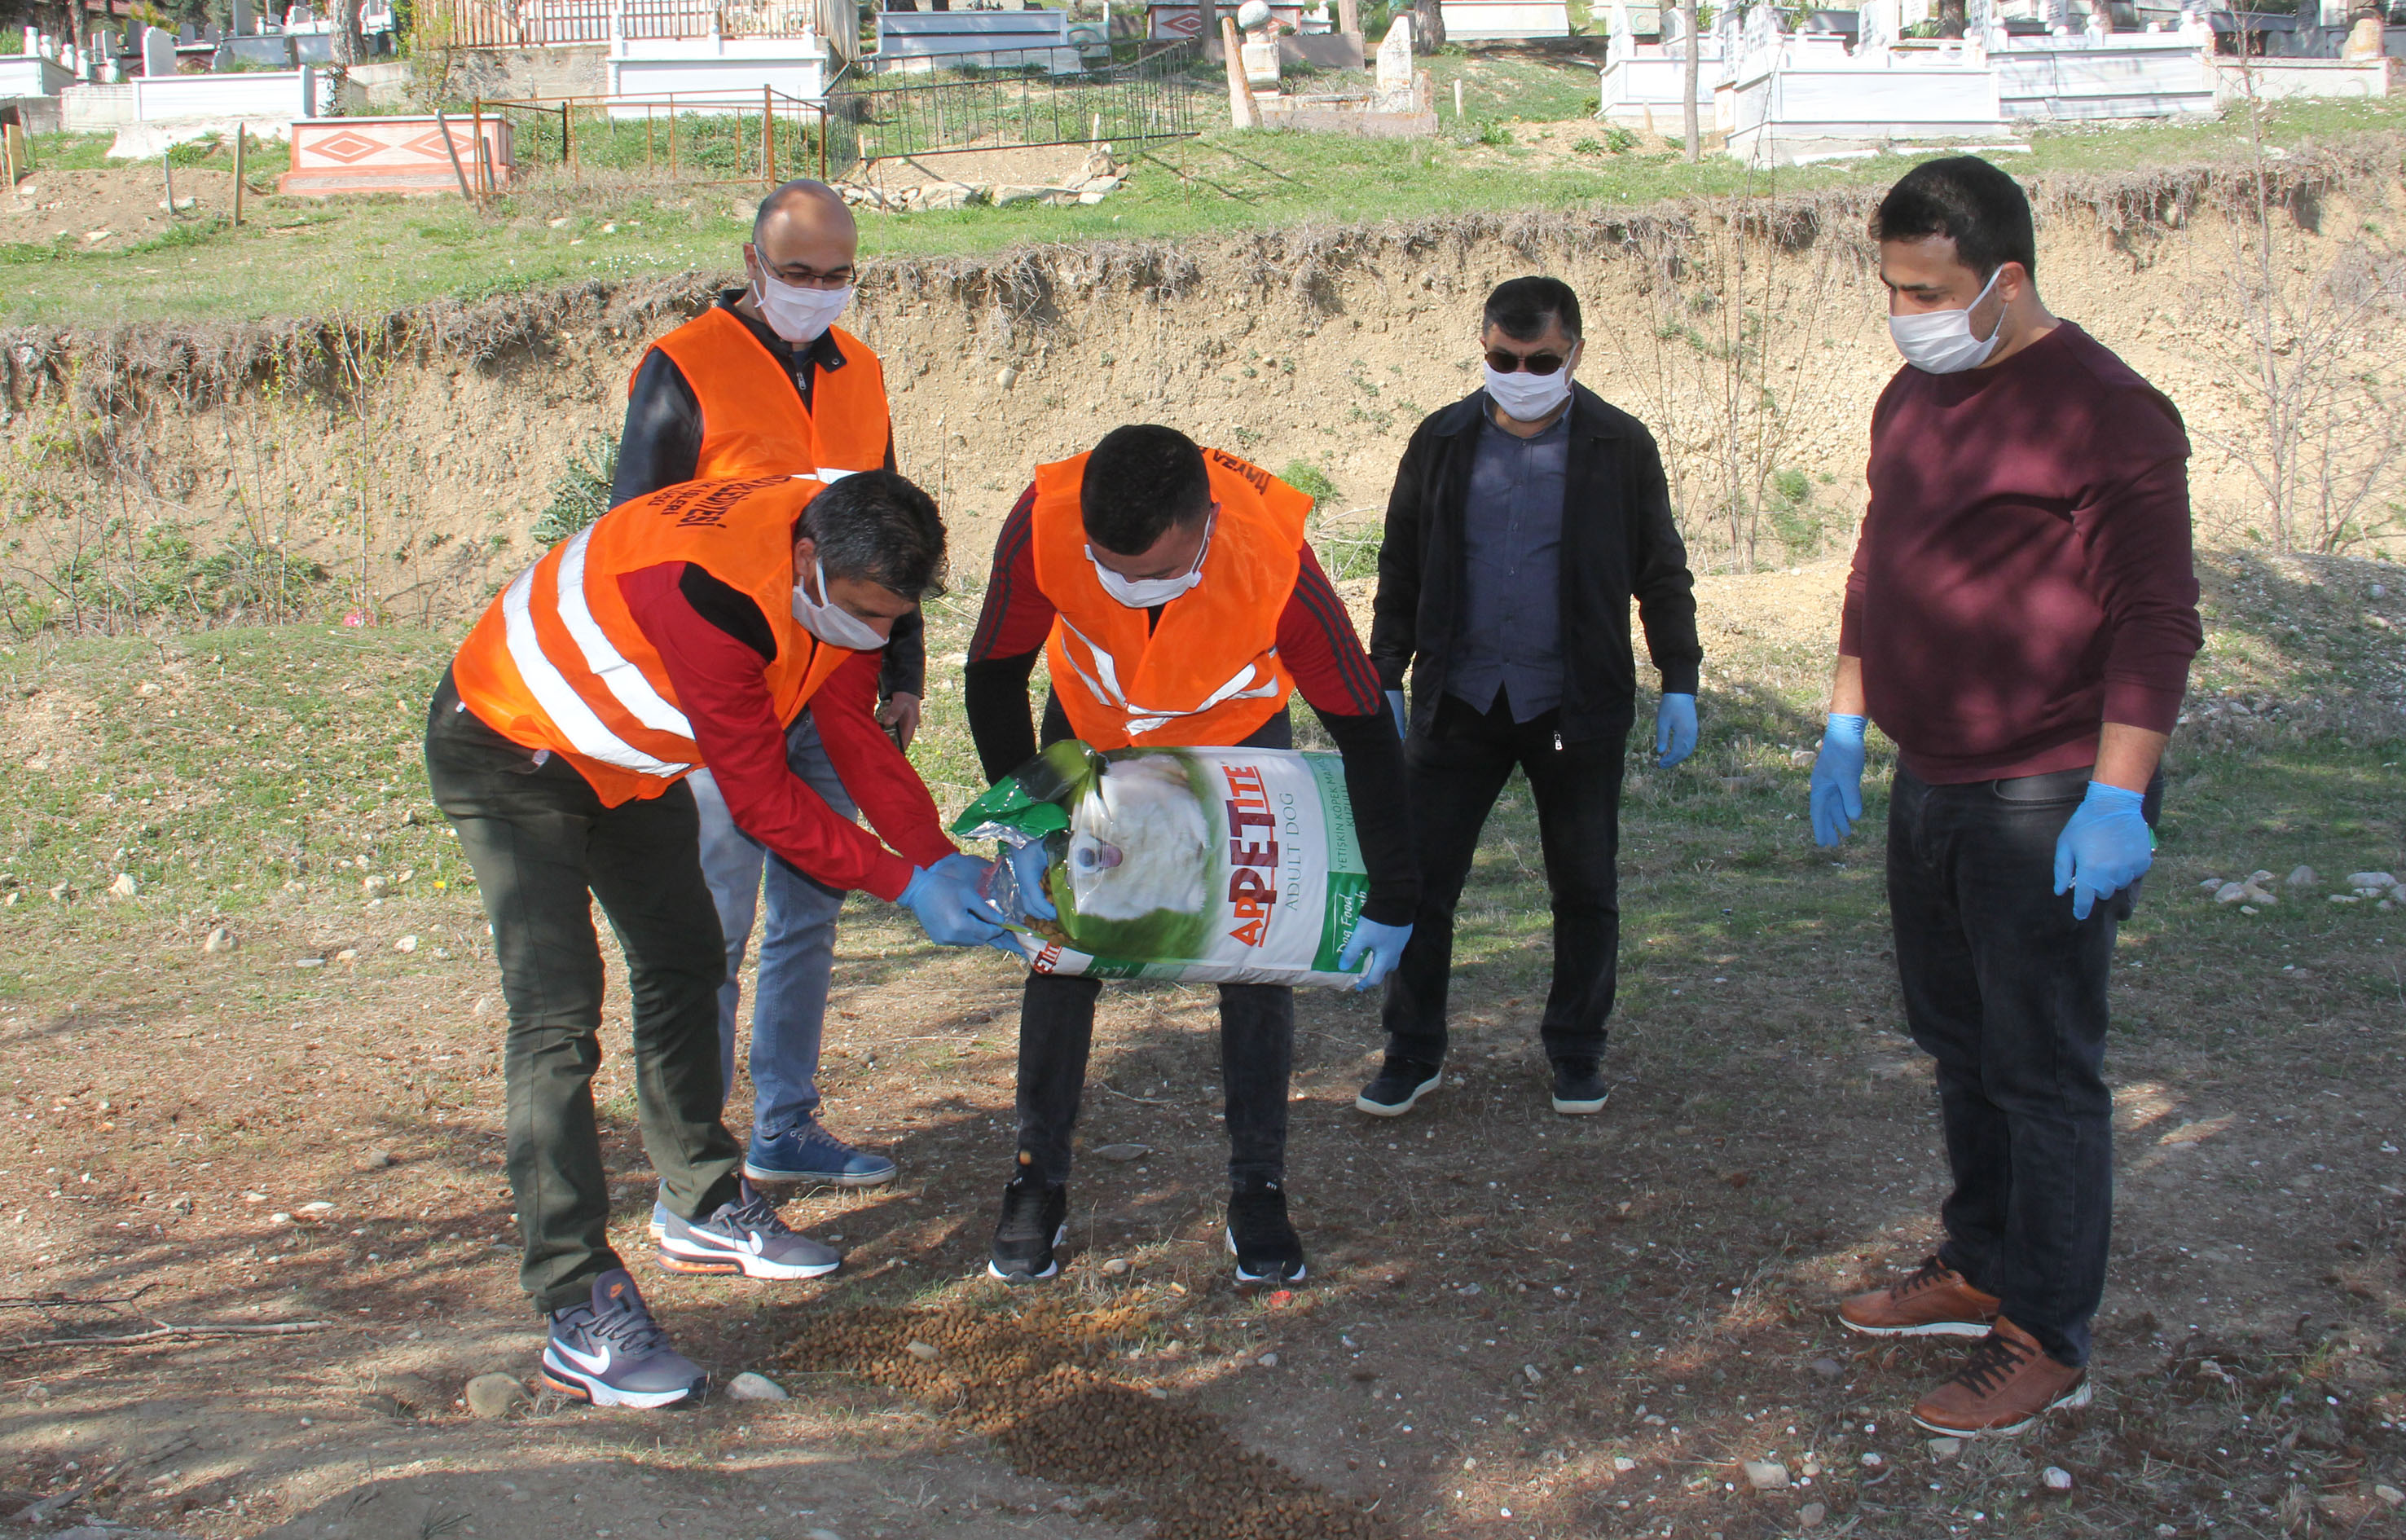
[612,178,921,1201]
[1362,275,1701,1120]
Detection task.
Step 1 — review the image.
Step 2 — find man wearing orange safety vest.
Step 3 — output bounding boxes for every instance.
[426,471,1004,1410]
[962,425,1419,1287]
[615,178,921,1197]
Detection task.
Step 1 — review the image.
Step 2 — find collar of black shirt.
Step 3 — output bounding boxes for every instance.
[712,288,848,375]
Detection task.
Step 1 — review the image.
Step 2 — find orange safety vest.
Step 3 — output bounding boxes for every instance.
[1028,447,1311,750]
[451,475,855,807]
[638,306,891,482]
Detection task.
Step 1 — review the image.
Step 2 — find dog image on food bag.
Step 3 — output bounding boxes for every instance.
[1064,755,1212,922]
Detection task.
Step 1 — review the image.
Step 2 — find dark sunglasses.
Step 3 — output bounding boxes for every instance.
[1485,348,1569,376]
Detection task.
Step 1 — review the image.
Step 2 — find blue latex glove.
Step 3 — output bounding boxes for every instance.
[900,861,1007,948]
[1005,839,1057,920]
[1654,692,1698,768]
[2052,781,2151,921]
[1386,689,1408,741]
[931,851,990,885]
[1337,917,1414,992]
[1809,713,1867,847]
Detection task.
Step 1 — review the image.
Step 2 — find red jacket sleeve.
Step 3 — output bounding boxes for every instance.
[1279,543,1387,719]
[966,485,1055,662]
[618,563,921,902]
[808,648,958,872]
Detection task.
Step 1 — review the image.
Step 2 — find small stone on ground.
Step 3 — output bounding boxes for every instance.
[464,1371,530,1419]
[727,1371,788,1401]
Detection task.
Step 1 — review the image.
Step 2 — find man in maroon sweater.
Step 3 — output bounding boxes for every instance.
[1808,158,2202,1437]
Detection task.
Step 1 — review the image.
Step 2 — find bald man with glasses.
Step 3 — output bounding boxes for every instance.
[613,178,923,1200]
[1361,275,1702,1122]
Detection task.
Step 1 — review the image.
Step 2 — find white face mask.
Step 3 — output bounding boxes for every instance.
[1086,513,1215,609]
[791,557,890,650]
[1888,266,2006,374]
[751,271,854,345]
[1482,355,1576,423]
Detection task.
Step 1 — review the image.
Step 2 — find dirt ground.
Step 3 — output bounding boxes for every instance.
[2,557,2404,1538]
[2,168,240,248]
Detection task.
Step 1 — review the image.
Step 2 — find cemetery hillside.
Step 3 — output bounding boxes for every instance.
[2,0,2406,1537]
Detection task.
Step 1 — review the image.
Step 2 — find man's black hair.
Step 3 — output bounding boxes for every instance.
[798,470,946,598]
[1482,275,1583,341]
[1872,156,2039,282]
[1080,425,1212,557]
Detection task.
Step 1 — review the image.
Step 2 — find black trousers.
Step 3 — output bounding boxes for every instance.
[1381,690,1630,1066]
[424,675,742,1316]
[1886,764,2160,1369]
[1013,704,1295,1188]
[1016,973,1295,1187]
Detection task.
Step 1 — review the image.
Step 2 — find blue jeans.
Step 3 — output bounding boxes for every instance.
[687,711,856,1140]
[1886,764,2160,1369]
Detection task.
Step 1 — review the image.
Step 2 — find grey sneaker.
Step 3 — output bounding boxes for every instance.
[539,1269,705,1410]
[657,1181,842,1280]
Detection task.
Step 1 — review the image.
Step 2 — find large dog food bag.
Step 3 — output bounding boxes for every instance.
[952,739,1373,987]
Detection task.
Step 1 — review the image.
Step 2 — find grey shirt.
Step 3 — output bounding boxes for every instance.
[1447,406,1568,721]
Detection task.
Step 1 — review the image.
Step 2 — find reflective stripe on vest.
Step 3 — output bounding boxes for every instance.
[642,308,891,482]
[1052,616,1286,739]
[498,544,693,779]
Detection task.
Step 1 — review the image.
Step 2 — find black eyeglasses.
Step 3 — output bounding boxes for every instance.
[1485,348,1569,376]
[760,265,857,291]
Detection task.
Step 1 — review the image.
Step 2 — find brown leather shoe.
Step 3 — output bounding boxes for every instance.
[1911,1318,2092,1437]
[1837,1256,2001,1338]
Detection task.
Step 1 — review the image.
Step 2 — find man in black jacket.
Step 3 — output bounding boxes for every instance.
[1361,276,1702,1119]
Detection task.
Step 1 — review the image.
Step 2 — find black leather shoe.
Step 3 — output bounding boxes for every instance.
[1354,1056,1443,1117]
[1550,1058,1611,1115]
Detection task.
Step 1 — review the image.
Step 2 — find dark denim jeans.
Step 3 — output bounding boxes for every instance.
[424,672,742,1315]
[1886,763,2160,1368]
[1381,689,1631,1067]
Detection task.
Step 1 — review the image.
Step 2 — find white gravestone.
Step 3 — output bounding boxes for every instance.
[1741,1,1784,68]
[231,0,256,35]
[1856,0,1895,55]
[1375,14,1413,90]
[141,24,176,77]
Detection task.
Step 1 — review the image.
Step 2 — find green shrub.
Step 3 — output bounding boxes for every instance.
[167,133,225,168]
[1764,466,1826,558]
[532,434,619,545]
[1280,459,1339,512]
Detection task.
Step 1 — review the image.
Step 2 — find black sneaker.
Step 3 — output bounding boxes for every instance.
[539,1269,705,1410]
[1354,1056,1443,1118]
[987,1174,1068,1283]
[657,1180,842,1280]
[1225,1177,1307,1286]
[1550,1058,1611,1115]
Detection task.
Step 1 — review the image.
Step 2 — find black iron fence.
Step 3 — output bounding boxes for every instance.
[824,38,1209,165]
